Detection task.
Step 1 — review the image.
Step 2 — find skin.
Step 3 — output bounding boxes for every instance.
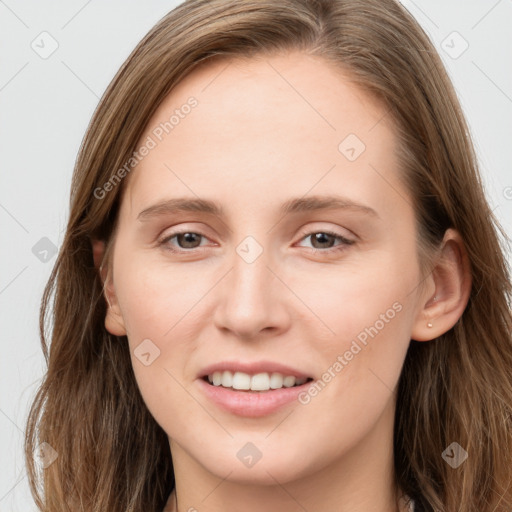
[93,51,471,512]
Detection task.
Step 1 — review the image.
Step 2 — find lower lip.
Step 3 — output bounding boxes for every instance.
[197,377,314,418]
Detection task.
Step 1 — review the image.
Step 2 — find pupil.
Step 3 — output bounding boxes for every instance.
[178,233,200,248]
[312,233,334,249]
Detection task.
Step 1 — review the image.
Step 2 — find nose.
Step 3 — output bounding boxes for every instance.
[213,242,291,340]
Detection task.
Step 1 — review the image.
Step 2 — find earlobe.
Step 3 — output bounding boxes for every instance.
[91,238,127,337]
[411,229,472,342]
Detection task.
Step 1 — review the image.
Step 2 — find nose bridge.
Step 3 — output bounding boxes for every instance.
[213,234,287,337]
[230,235,274,313]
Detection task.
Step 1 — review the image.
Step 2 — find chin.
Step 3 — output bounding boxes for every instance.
[198,447,311,485]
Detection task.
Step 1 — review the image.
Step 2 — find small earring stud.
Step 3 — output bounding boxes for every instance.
[427,321,433,328]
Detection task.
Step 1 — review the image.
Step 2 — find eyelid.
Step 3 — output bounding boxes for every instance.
[295,224,356,243]
[157,221,214,241]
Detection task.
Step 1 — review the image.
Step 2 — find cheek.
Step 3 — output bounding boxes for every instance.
[292,273,414,445]
[114,251,205,340]
[293,253,418,405]
[111,256,203,418]
[294,254,415,342]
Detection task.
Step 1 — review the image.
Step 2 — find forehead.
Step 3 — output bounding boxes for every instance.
[123,51,404,221]
[144,51,391,141]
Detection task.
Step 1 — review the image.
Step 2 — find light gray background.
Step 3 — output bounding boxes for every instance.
[1,1,511,510]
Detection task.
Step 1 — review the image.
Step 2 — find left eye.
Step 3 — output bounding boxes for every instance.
[297,231,354,251]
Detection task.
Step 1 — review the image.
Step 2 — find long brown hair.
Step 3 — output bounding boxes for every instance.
[25,0,512,510]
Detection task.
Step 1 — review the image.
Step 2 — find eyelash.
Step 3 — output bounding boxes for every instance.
[158,229,355,255]
[296,229,354,253]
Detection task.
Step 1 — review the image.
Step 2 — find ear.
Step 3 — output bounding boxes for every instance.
[411,228,472,342]
[91,238,127,336]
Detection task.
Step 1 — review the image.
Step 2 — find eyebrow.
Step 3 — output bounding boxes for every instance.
[137,195,379,221]
[137,198,224,221]
[280,196,379,218]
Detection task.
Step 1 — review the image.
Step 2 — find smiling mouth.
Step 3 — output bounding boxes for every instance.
[201,372,314,393]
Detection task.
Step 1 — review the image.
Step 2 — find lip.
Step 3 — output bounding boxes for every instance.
[197,360,312,380]
[197,377,314,417]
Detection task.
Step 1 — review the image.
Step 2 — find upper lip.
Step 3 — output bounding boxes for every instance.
[198,360,313,380]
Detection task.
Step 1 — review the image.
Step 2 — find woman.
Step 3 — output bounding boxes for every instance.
[25,0,512,511]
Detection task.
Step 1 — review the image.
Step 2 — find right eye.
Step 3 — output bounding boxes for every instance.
[159,231,212,252]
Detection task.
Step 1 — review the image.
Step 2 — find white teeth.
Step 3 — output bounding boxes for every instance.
[232,371,251,390]
[283,375,296,387]
[221,370,233,387]
[207,370,309,391]
[251,372,270,390]
[269,373,283,389]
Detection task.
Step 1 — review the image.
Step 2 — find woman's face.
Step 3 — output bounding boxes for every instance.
[104,52,432,485]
